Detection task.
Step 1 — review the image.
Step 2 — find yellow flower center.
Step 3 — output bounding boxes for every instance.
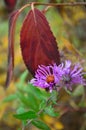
[46,75,54,83]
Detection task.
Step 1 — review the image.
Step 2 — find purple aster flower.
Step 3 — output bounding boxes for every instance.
[30,64,62,92]
[30,60,86,92]
[60,60,86,90]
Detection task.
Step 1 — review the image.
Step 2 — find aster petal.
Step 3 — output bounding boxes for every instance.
[72,76,85,85]
[30,64,59,91]
[30,60,86,92]
[59,62,64,68]
[37,68,47,76]
[71,68,83,77]
[38,65,52,75]
[71,64,80,74]
[59,60,85,90]
[30,78,36,84]
[64,60,71,69]
[35,74,46,80]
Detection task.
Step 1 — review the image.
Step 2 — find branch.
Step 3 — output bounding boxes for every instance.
[24,2,86,8]
[19,2,86,13]
[32,2,86,6]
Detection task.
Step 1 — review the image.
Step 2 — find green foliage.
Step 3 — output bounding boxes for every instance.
[3,94,17,102]
[14,111,37,120]
[39,100,46,110]
[3,71,59,129]
[16,107,25,114]
[32,120,51,130]
[44,105,59,117]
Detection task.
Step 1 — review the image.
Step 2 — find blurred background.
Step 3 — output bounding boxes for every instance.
[0,0,86,130]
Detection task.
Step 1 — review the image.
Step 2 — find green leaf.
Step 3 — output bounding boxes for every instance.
[16,107,25,114]
[16,70,28,89]
[16,91,38,110]
[17,91,39,111]
[39,100,46,110]
[32,120,50,130]
[14,111,37,120]
[44,105,59,117]
[16,92,30,107]
[3,94,17,102]
[27,92,39,111]
[22,120,27,126]
[50,90,58,104]
[20,70,28,83]
[27,83,50,100]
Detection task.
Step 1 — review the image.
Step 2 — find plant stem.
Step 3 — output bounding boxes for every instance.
[20,2,86,11]
[22,119,33,130]
[22,96,53,130]
[37,96,52,115]
[19,1,86,13]
[31,2,86,6]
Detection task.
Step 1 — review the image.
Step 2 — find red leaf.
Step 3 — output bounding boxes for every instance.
[20,8,60,76]
[4,0,17,11]
[6,10,20,87]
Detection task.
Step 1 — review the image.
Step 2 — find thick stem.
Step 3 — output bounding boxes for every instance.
[31,2,86,6]
[19,2,86,13]
[21,2,86,10]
